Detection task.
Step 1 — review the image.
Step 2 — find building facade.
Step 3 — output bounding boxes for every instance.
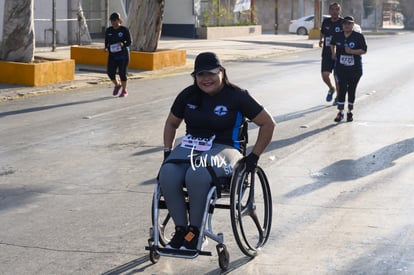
[0,0,400,46]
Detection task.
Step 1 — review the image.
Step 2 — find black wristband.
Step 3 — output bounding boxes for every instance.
[244,153,259,173]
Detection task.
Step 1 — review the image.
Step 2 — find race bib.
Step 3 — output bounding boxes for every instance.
[181,134,215,151]
[110,43,122,53]
[339,55,355,66]
[325,36,332,47]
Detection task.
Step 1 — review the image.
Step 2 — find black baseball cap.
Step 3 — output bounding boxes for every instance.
[192,52,222,76]
[343,16,355,23]
[110,12,120,21]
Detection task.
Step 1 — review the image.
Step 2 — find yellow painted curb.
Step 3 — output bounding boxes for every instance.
[308,28,321,39]
[0,59,75,86]
[70,46,186,70]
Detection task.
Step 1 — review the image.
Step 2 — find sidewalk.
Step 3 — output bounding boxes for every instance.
[0,34,320,102]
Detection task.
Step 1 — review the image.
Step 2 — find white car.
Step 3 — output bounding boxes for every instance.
[289,15,362,35]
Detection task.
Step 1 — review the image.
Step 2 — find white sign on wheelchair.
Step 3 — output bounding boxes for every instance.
[181,134,215,151]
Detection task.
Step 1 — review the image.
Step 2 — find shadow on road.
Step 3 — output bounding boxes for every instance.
[284,137,414,198]
[0,96,112,118]
[265,123,336,153]
[101,256,152,275]
[248,105,329,133]
[205,256,255,274]
[274,105,329,123]
[0,185,50,212]
[100,254,254,274]
[343,224,414,273]
[131,146,161,157]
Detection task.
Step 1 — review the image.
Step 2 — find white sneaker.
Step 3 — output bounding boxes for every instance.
[201,236,208,251]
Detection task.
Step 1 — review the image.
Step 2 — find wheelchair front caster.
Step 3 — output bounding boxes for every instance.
[216,244,229,270]
[148,240,160,264]
[149,249,160,263]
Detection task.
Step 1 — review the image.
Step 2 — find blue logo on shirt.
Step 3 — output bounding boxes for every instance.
[214,105,228,116]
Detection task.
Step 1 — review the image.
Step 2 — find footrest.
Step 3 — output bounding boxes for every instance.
[145,246,212,257]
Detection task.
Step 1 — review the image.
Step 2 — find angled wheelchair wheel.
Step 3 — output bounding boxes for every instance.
[151,191,175,247]
[230,162,272,257]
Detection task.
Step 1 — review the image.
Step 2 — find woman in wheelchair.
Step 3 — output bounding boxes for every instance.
[159,52,275,250]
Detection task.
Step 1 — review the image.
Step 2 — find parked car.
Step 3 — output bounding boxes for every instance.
[289,15,362,35]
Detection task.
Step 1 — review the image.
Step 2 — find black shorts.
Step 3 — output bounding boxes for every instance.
[321,56,335,73]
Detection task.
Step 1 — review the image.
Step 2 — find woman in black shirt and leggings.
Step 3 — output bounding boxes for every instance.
[104,12,131,97]
[331,16,367,122]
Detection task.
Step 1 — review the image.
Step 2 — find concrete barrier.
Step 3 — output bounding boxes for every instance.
[70,46,186,70]
[0,58,75,86]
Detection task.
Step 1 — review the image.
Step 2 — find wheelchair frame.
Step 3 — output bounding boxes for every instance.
[145,159,272,270]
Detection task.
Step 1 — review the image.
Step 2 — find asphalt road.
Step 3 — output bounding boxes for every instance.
[1,32,413,274]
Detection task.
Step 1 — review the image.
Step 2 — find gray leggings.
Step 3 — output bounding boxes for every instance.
[158,143,242,228]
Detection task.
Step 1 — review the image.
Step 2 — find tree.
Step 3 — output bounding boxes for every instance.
[127,0,164,52]
[0,0,35,62]
[399,0,414,29]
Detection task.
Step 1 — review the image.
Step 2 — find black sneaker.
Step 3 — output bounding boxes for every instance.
[334,112,344,122]
[165,226,187,249]
[182,226,200,250]
[347,112,353,122]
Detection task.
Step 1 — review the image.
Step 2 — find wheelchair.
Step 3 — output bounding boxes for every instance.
[145,155,273,270]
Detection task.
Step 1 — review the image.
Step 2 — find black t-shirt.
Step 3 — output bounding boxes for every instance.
[171,85,264,151]
[331,31,367,74]
[320,17,343,57]
[104,26,131,57]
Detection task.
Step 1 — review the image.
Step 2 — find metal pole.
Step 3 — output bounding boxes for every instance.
[52,0,56,51]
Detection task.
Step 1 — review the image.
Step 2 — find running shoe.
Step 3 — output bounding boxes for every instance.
[334,112,344,122]
[165,226,187,249]
[119,90,128,97]
[326,88,335,102]
[346,112,353,122]
[112,85,121,96]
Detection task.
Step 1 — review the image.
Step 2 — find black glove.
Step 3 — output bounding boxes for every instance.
[244,153,259,173]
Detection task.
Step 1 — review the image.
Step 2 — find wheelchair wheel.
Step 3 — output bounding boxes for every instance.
[230,163,272,257]
[151,194,174,246]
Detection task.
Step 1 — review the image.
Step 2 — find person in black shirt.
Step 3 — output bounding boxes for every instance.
[104,12,131,97]
[319,2,343,104]
[158,52,275,250]
[331,16,367,122]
